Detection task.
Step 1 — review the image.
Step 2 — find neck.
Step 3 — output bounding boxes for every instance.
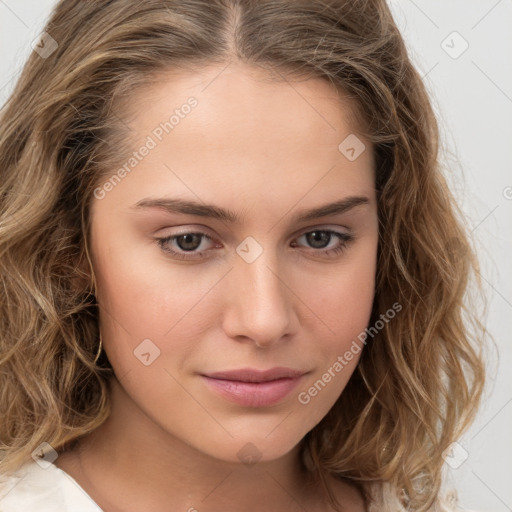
[67,376,320,512]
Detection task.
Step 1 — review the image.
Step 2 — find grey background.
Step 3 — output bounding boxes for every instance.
[1,1,511,510]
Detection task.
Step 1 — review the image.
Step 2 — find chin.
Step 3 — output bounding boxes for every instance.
[187,429,304,466]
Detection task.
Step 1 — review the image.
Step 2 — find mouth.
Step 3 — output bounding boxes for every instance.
[200,367,308,408]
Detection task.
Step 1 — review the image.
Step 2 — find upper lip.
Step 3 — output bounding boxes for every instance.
[202,367,307,383]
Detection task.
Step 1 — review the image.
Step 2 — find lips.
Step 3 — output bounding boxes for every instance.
[201,367,308,407]
[204,367,306,383]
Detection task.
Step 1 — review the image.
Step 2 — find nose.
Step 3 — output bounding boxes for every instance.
[221,251,298,348]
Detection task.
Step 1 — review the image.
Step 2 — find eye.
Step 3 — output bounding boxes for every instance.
[156,231,218,260]
[291,229,354,257]
[156,228,354,261]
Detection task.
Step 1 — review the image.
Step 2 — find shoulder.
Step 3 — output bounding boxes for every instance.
[363,481,477,512]
[0,459,101,512]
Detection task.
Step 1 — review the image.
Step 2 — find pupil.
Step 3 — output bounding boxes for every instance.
[307,231,330,249]
[177,233,201,251]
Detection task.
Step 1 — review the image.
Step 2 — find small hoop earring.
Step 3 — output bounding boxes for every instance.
[93,333,103,364]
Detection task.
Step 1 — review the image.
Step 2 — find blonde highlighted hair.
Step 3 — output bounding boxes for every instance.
[0,1,486,510]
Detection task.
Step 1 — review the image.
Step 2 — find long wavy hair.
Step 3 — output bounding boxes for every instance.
[0,1,486,510]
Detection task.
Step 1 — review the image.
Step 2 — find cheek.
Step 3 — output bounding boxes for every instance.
[291,245,376,409]
[296,246,376,347]
[91,221,220,337]
[89,229,216,391]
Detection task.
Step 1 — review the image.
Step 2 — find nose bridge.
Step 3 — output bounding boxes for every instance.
[223,241,295,345]
[239,254,282,307]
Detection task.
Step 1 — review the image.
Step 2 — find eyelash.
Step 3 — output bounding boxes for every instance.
[155,229,354,261]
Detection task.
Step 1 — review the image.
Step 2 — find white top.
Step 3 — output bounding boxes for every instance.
[0,460,102,512]
[0,459,469,512]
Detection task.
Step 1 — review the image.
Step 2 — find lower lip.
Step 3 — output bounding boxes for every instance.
[201,375,304,407]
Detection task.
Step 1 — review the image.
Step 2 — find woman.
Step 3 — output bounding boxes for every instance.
[0,1,486,510]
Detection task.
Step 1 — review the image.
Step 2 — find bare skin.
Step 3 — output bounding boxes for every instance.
[55,62,377,512]
[57,390,366,511]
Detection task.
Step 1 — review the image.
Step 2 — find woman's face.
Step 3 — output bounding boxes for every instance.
[89,63,378,464]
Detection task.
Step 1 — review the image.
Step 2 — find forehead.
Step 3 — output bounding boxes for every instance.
[119,62,368,153]
[95,62,375,218]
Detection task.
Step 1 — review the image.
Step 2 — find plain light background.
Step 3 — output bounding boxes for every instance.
[1,1,511,510]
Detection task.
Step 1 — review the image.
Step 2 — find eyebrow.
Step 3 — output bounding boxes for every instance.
[131,195,370,224]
